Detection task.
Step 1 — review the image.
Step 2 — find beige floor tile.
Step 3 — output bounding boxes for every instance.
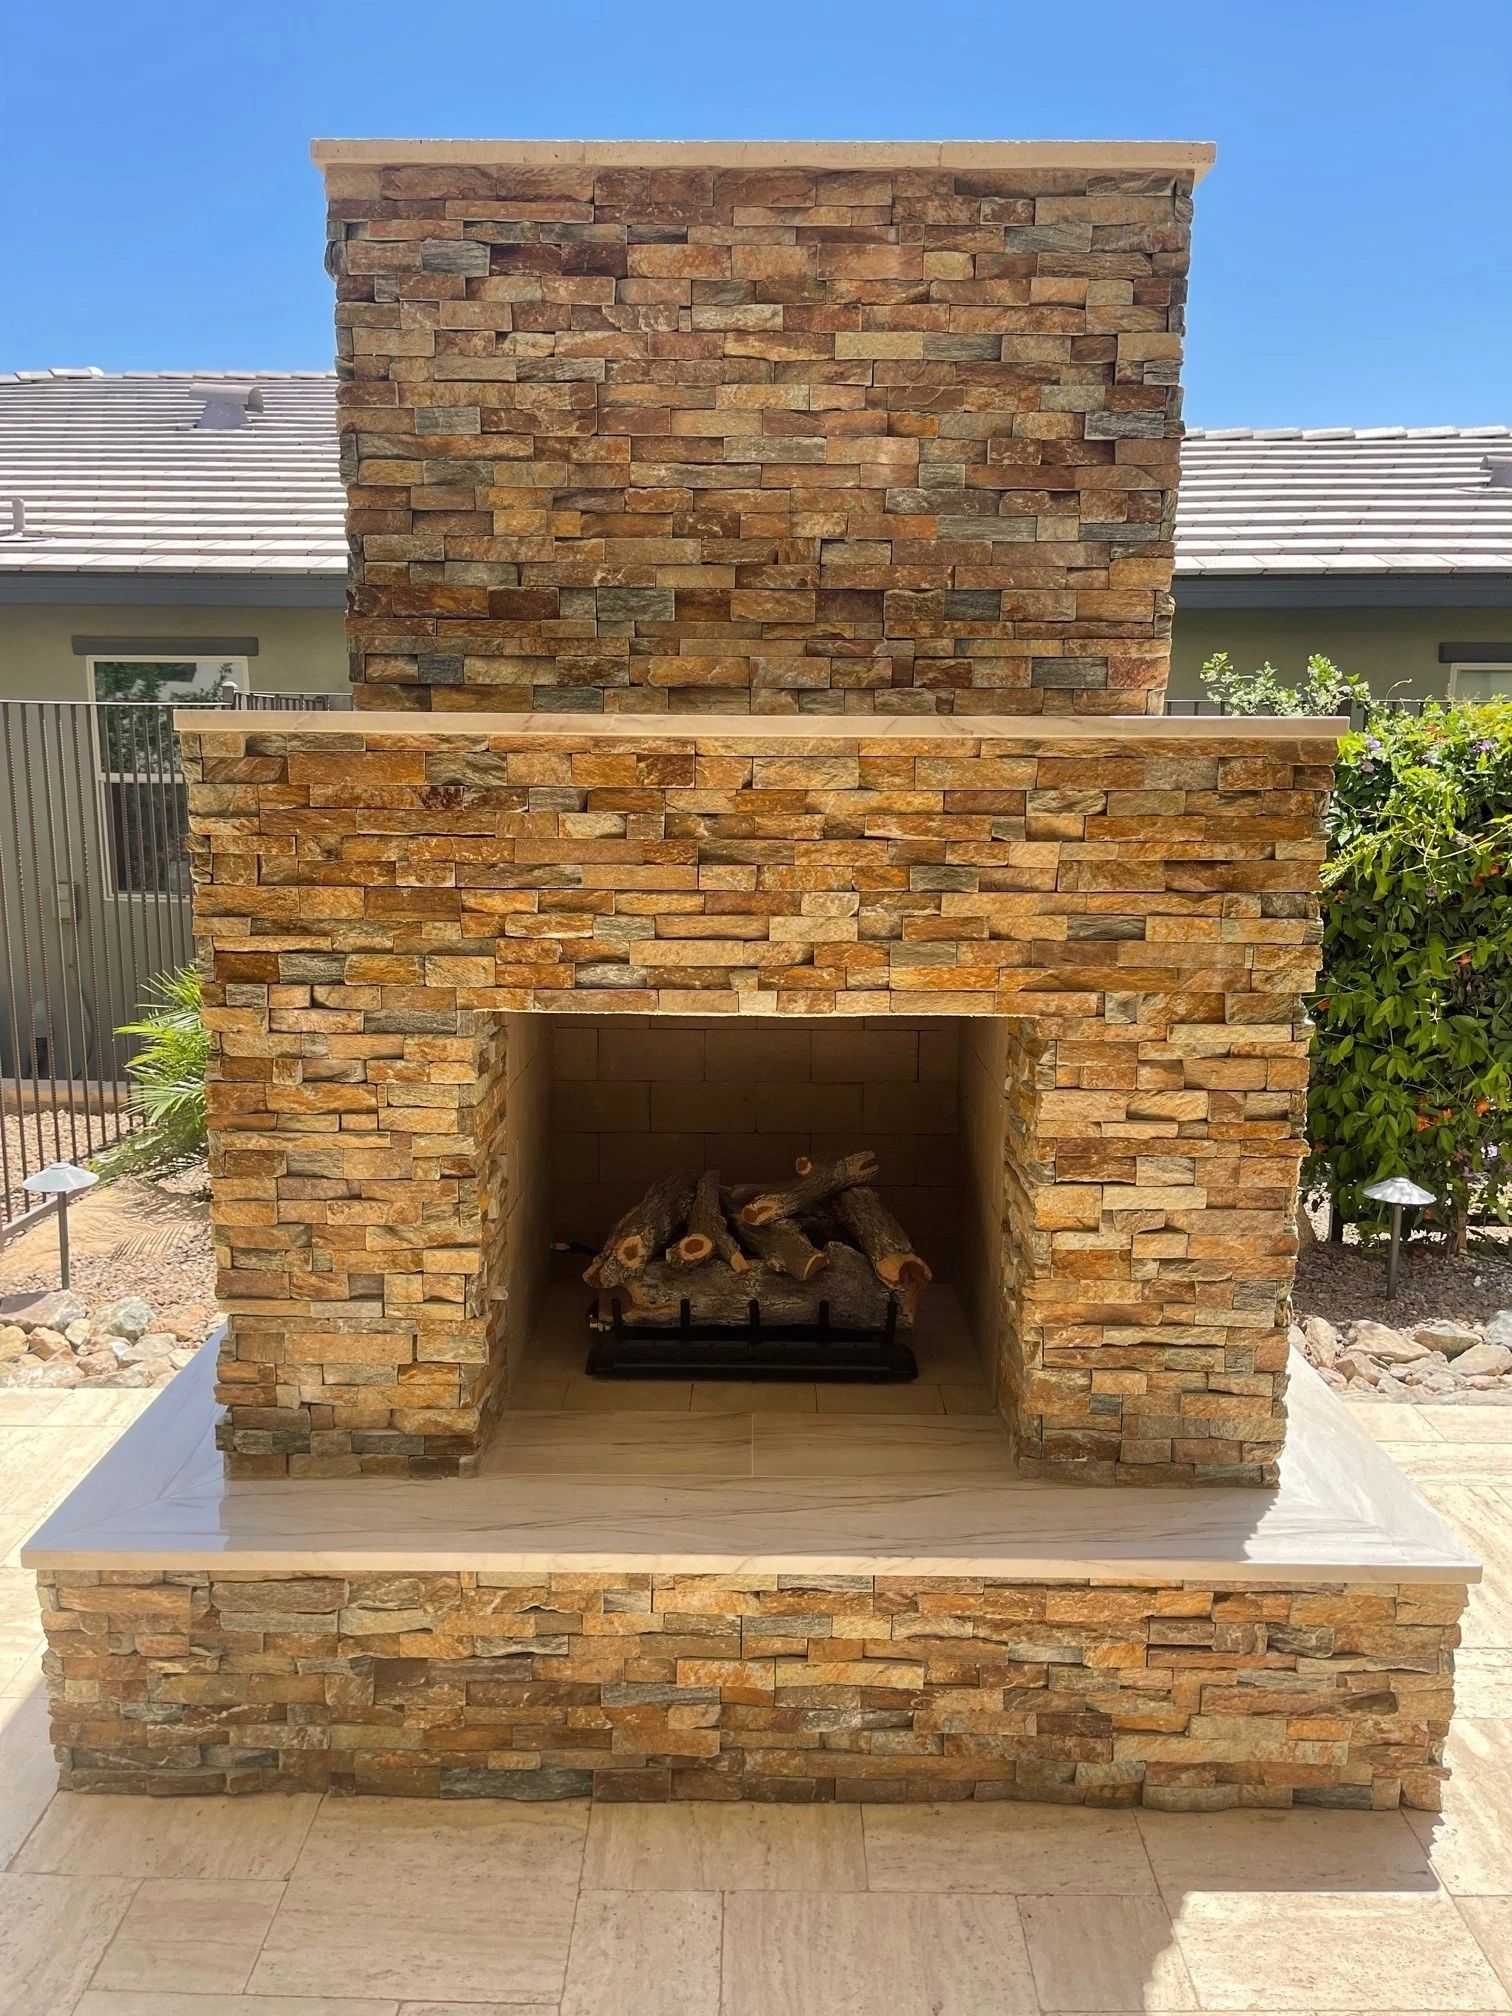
[1407,1720,1512,1894]
[582,1800,865,1891]
[1020,1892,1197,2010]
[560,1378,695,1412]
[865,1800,1156,1895]
[0,1649,40,1699]
[1455,1650,1512,1718]
[40,1389,158,1428]
[1170,1889,1509,2011]
[0,1684,59,1869]
[90,1876,284,1994]
[0,1567,43,1671]
[690,1380,817,1412]
[1348,1401,1444,1444]
[252,1779,583,2003]
[1424,1408,1512,1443]
[485,1410,749,1478]
[940,1377,997,1413]
[76,1996,401,2015]
[0,1872,136,2016]
[1378,1443,1512,1485]
[721,1890,1038,2015]
[16,1788,320,1878]
[814,1381,946,1414]
[0,1395,64,1426]
[400,2003,556,2016]
[1433,1486,1512,1652]
[251,1873,576,2003]
[509,1374,571,1408]
[750,1412,1012,1479]
[1458,1897,1512,2000]
[288,1792,587,1888]
[561,1890,721,2015]
[0,1422,116,1559]
[1138,1807,1434,1896]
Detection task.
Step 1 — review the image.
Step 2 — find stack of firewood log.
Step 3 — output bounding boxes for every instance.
[584,1152,932,1331]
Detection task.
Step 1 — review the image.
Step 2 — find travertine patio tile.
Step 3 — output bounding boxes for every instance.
[1138,1807,1434,1895]
[401,2003,556,2016]
[559,1377,695,1412]
[1348,1402,1443,1444]
[1020,1892,1197,2010]
[0,1567,42,1669]
[1456,1648,1512,1718]
[287,1792,587,1888]
[864,1801,1156,1895]
[91,1876,284,1993]
[561,1890,721,2014]
[721,1891,1038,2015]
[1422,1409,1512,1444]
[1433,1486,1512,1650]
[1169,1889,1510,2010]
[250,1872,576,2003]
[16,1789,319,1877]
[582,1801,865,1891]
[0,1685,57,1869]
[0,1873,136,2016]
[76,1996,401,2015]
[1407,1720,1512,1894]
[1457,1899,1512,1999]
[0,1395,64,1426]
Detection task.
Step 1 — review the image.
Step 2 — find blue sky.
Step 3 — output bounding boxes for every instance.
[4,0,1508,427]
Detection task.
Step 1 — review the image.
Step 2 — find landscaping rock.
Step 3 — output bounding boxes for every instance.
[1449,1343,1512,1380]
[17,1290,87,1332]
[27,1327,70,1361]
[94,1296,154,1343]
[1484,1311,1512,1349]
[0,1325,27,1363]
[1414,1320,1483,1358]
[1348,1320,1429,1365]
[1338,1350,1381,1386]
[134,1331,178,1360]
[1302,1315,1340,1364]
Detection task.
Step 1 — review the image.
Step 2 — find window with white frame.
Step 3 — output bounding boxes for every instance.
[87,657,246,896]
[1448,662,1512,703]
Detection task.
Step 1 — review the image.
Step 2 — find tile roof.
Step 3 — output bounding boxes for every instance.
[1177,425,1512,575]
[0,369,345,575]
[2,374,1509,582]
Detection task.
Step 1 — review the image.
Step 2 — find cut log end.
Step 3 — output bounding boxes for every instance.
[876,1251,933,1289]
[674,1232,716,1266]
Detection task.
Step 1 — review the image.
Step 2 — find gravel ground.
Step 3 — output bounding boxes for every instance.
[1295,1228,1512,1332]
[0,1167,215,1340]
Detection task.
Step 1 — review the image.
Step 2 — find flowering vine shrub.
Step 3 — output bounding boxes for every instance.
[1198,655,1512,1241]
[1307,703,1512,1240]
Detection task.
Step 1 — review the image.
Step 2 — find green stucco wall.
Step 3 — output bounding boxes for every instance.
[1168,602,1512,704]
[0,600,348,703]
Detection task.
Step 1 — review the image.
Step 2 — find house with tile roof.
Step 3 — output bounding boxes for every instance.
[0,369,347,709]
[1170,426,1512,700]
[1,372,1509,708]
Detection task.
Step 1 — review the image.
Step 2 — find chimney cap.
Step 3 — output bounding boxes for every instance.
[310,137,1216,183]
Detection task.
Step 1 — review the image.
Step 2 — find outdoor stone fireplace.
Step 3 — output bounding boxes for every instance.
[22,142,1477,1812]
[188,708,1328,1487]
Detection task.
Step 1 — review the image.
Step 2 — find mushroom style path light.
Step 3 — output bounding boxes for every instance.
[1362,1175,1438,1299]
[20,1162,99,1290]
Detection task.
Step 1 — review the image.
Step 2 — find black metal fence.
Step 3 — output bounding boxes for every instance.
[1163,696,1431,726]
[0,689,348,1232]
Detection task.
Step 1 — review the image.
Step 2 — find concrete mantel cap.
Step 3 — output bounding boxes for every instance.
[310,138,1217,182]
[177,709,1341,745]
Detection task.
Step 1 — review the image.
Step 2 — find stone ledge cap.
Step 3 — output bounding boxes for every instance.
[177,708,1342,744]
[311,137,1216,183]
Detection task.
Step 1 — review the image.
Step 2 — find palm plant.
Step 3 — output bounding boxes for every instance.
[98,966,209,1175]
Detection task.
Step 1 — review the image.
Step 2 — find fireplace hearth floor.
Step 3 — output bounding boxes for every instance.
[25,1315,1473,1585]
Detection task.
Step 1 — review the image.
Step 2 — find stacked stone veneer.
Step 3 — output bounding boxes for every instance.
[322,145,1198,715]
[183,715,1333,1485]
[37,1566,1462,1809]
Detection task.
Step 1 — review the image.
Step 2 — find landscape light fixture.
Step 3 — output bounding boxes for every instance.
[20,1162,99,1289]
[1361,1175,1437,1299]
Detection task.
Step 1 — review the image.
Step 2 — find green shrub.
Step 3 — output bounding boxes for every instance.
[1306,703,1512,1242]
[1197,654,1512,1242]
[97,966,209,1176]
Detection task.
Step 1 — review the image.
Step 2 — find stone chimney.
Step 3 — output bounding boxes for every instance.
[316,140,1212,716]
